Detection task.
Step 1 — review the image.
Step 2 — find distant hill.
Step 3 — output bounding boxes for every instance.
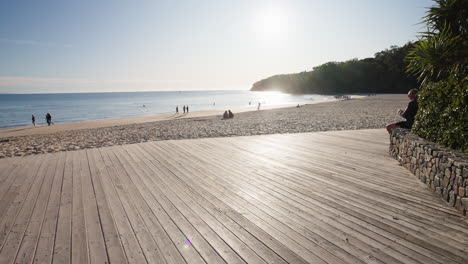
[251,43,419,94]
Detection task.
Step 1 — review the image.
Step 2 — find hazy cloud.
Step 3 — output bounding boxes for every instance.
[0,76,191,87]
[0,38,72,48]
[0,76,247,93]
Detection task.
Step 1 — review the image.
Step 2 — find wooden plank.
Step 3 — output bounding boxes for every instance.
[209,136,462,219]
[228,137,467,239]
[0,155,41,245]
[0,155,39,217]
[0,155,43,249]
[0,154,52,264]
[93,146,204,264]
[111,146,209,264]
[191,137,468,262]
[150,141,379,264]
[33,151,66,263]
[118,145,261,264]
[208,137,468,249]
[71,150,89,264]
[129,143,330,264]
[102,146,226,264]
[80,149,108,263]
[0,157,21,185]
[92,147,148,263]
[86,148,127,264]
[100,147,169,263]
[241,138,468,249]
[139,142,312,264]
[52,151,74,264]
[14,152,59,264]
[160,139,462,264]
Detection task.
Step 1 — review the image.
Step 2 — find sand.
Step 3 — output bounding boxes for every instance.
[0,94,408,158]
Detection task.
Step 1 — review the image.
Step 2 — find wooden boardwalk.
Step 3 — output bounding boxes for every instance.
[0,129,467,264]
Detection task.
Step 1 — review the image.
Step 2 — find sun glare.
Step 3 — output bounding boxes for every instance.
[252,6,288,37]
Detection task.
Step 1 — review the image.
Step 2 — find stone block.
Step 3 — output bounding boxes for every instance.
[447,159,454,168]
[449,191,456,206]
[455,175,462,185]
[425,168,431,177]
[442,177,450,188]
[459,187,465,197]
[461,198,468,211]
[445,168,451,178]
[436,187,442,194]
[443,188,449,201]
[455,197,462,211]
[420,174,426,183]
[440,163,446,171]
[434,176,440,187]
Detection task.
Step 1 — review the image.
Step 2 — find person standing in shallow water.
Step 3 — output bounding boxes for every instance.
[31,115,36,126]
[386,89,418,134]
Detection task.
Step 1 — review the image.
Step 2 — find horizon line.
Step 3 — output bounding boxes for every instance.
[0,89,258,95]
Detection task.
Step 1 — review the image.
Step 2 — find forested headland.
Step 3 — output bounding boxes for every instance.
[250,43,419,94]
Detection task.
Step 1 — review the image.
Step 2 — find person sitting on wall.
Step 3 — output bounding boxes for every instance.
[223,111,229,119]
[228,110,234,119]
[386,89,419,134]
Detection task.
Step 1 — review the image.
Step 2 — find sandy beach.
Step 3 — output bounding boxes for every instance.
[0,94,408,158]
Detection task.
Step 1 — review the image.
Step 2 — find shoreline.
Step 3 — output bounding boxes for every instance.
[0,96,363,138]
[0,94,403,159]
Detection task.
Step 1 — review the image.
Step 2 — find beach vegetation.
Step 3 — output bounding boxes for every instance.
[409,0,467,152]
[250,43,419,95]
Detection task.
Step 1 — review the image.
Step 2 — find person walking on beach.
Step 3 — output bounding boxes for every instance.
[257,102,261,110]
[186,106,189,113]
[386,89,418,134]
[183,105,186,113]
[32,115,36,126]
[176,106,179,114]
[46,113,53,126]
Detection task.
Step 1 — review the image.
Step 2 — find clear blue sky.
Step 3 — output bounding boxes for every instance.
[0,0,433,93]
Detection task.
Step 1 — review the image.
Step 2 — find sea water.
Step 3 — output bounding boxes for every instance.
[0,90,334,128]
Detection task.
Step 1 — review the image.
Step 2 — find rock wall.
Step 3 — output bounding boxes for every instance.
[389,129,468,216]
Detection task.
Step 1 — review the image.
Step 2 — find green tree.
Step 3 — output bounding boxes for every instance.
[407,0,467,84]
[407,0,467,151]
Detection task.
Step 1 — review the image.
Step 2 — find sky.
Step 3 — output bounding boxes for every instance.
[0,0,434,93]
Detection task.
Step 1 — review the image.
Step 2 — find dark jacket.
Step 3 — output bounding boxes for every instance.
[401,99,418,128]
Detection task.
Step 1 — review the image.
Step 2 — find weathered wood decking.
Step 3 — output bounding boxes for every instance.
[0,129,467,264]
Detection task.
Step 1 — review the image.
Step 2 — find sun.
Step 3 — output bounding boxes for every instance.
[252,6,288,37]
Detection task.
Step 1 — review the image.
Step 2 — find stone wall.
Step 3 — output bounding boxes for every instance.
[389,129,468,216]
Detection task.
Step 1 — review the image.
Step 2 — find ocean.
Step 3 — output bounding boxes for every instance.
[0,90,334,129]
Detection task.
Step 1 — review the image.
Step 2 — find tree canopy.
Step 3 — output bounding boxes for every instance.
[251,43,419,95]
